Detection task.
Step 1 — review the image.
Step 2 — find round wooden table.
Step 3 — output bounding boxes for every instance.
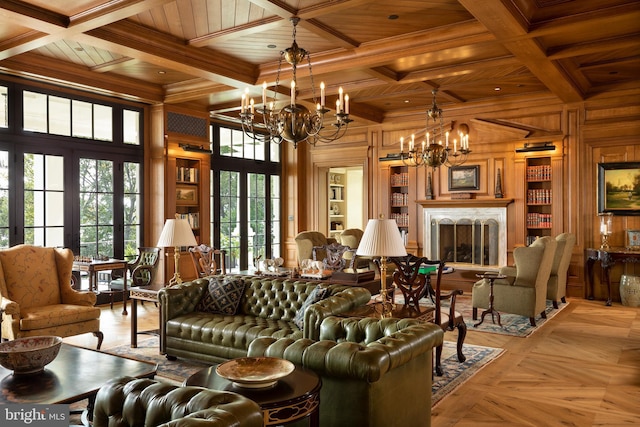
[185,363,321,427]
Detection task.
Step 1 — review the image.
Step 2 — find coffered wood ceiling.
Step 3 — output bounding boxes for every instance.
[1,0,638,127]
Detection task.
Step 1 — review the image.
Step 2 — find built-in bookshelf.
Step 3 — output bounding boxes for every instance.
[390,165,409,244]
[525,157,553,246]
[175,157,201,243]
[329,171,345,239]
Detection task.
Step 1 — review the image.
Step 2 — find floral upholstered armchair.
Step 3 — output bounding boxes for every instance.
[0,244,103,349]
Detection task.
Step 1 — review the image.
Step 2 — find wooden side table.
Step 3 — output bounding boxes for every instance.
[473,273,506,327]
[185,364,321,426]
[129,287,159,348]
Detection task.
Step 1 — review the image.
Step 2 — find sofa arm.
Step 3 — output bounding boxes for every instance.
[93,376,263,427]
[159,279,208,320]
[0,296,19,315]
[249,317,443,382]
[303,286,371,340]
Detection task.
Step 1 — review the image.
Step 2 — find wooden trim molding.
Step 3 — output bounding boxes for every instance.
[416,199,514,208]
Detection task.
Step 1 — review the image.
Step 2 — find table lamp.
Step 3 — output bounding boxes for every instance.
[356,215,407,312]
[157,217,197,286]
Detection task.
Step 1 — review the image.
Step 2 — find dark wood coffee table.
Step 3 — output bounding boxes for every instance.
[0,344,157,424]
[340,302,436,321]
[185,364,321,426]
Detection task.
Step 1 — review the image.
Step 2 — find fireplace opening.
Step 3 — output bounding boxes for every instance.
[423,204,509,269]
[434,219,499,266]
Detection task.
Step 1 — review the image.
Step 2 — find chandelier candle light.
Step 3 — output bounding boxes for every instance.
[240,17,351,148]
[399,89,471,168]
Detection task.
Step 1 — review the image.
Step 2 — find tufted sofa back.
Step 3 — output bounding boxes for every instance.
[238,276,321,321]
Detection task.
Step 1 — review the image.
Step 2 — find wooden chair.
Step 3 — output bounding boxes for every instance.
[189,244,226,277]
[109,247,160,308]
[390,254,466,376]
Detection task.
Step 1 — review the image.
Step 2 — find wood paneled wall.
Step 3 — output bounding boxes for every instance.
[285,91,640,301]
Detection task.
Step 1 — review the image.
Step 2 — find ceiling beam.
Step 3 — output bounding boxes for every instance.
[458,0,584,103]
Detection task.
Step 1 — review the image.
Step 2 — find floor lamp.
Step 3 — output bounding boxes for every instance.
[157,217,197,286]
[356,216,407,314]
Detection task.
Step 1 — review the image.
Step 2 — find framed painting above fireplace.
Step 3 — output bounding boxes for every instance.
[598,162,640,215]
[448,165,479,191]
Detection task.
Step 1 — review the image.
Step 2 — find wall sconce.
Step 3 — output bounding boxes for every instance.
[598,212,613,249]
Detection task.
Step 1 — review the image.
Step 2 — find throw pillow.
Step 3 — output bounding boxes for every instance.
[197,277,246,315]
[293,286,329,329]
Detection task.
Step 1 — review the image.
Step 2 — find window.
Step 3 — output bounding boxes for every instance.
[211,125,281,271]
[24,154,65,247]
[0,151,8,246]
[0,86,8,128]
[22,90,115,142]
[0,80,145,258]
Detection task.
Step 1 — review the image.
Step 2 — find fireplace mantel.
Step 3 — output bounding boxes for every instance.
[417,199,514,208]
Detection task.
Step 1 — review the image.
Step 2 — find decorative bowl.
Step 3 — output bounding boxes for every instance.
[0,336,63,374]
[216,356,295,389]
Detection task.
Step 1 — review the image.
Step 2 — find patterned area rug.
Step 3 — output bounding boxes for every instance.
[433,342,503,406]
[103,336,503,407]
[394,293,569,337]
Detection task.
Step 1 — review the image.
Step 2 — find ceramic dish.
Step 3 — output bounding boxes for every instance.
[216,357,295,389]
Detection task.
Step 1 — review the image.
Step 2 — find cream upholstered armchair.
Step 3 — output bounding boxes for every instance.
[547,233,576,309]
[338,228,374,271]
[294,231,337,266]
[472,236,557,327]
[0,245,103,349]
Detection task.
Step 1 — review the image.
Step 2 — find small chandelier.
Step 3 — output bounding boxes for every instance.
[239,17,352,148]
[399,89,471,168]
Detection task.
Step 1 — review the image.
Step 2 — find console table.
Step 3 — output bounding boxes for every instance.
[585,247,640,306]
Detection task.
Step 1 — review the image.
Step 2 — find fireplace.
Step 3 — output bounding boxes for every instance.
[420,200,513,269]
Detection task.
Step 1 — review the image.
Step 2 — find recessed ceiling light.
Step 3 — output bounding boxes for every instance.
[404,100,410,103]
[158,71,166,75]
[494,87,501,91]
[388,15,399,20]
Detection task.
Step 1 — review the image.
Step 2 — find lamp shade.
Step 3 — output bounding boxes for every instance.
[356,218,407,257]
[157,218,197,248]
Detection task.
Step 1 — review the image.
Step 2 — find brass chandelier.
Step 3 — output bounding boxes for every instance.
[399,89,471,168]
[240,17,351,148]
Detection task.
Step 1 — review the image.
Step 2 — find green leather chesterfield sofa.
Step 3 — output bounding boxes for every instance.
[248,316,444,427]
[93,376,263,427]
[159,275,371,363]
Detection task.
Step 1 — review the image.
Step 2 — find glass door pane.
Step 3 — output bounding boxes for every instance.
[248,173,266,265]
[79,158,114,257]
[220,171,240,272]
[23,153,65,247]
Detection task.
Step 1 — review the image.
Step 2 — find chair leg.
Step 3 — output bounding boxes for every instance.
[541,310,547,319]
[552,300,559,309]
[472,307,478,320]
[455,322,467,363]
[435,343,444,376]
[529,317,536,327]
[93,331,104,350]
[561,296,566,304]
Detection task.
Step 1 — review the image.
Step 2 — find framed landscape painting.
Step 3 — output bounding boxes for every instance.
[598,162,640,215]
[448,165,479,191]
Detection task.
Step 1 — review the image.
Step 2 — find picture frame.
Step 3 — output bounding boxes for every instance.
[448,165,479,191]
[626,230,640,250]
[597,162,640,215]
[176,185,198,205]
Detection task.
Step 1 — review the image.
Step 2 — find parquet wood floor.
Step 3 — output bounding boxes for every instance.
[63,297,640,426]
